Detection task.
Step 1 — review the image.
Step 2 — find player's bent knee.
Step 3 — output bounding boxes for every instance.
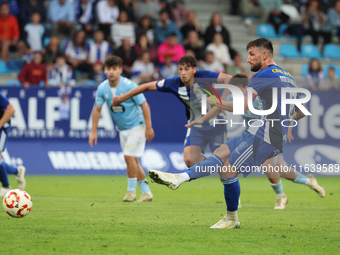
[213,144,230,162]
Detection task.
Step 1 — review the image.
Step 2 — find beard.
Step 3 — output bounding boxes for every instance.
[250,62,262,72]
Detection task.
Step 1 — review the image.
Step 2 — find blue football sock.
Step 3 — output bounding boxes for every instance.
[127,177,137,193]
[138,178,151,194]
[293,172,311,186]
[0,161,10,187]
[185,154,224,180]
[2,162,18,175]
[221,177,240,212]
[270,180,284,196]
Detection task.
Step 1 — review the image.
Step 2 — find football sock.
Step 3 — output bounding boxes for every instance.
[293,172,311,186]
[270,180,285,197]
[138,178,151,194]
[0,161,10,188]
[185,154,224,180]
[221,177,240,212]
[177,172,190,184]
[2,162,18,175]
[127,177,137,193]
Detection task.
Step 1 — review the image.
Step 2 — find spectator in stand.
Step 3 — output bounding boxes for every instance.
[155,10,183,44]
[204,12,236,59]
[131,50,158,83]
[48,0,75,39]
[306,58,326,91]
[134,33,157,63]
[0,3,20,62]
[136,15,155,45]
[171,0,189,26]
[19,0,46,27]
[48,53,76,87]
[44,36,62,66]
[326,67,340,90]
[260,0,290,33]
[18,51,47,89]
[180,10,202,39]
[134,0,160,24]
[115,38,138,77]
[157,33,185,64]
[302,0,331,46]
[201,51,224,73]
[0,0,19,16]
[327,0,340,42]
[87,30,112,64]
[184,30,204,62]
[119,0,135,24]
[89,61,106,85]
[241,0,269,26]
[96,0,119,38]
[20,12,45,53]
[75,0,95,36]
[111,10,135,49]
[64,30,92,75]
[206,33,232,68]
[227,54,248,76]
[158,52,177,78]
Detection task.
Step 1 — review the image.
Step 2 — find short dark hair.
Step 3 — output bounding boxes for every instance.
[104,55,122,68]
[246,38,273,57]
[56,53,65,59]
[178,55,197,68]
[229,74,249,88]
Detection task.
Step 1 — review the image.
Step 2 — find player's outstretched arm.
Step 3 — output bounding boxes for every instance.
[291,108,306,121]
[0,103,15,128]
[141,101,155,142]
[207,95,249,113]
[111,81,158,106]
[185,106,222,128]
[89,105,102,148]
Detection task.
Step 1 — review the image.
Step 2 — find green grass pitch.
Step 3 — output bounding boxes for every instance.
[0,175,339,255]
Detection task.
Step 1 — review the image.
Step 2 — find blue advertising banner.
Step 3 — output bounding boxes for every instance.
[0,87,339,175]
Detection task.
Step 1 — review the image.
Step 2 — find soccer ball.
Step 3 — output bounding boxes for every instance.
[3,189,32,218]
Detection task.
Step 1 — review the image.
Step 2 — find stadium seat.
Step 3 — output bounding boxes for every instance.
[44,37,51,47]
[7,59,25,72]
[0,59,12,74]
[278,23,289,37]
[301,44,322,59]
[323,44,340,60]
[323,64,340,78]
[7,79,22,87]
[256,23,277,38]
[279,43,300,58]
[301,63,309,77]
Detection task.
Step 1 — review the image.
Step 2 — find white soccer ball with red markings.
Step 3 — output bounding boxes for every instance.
[3,189,32,218]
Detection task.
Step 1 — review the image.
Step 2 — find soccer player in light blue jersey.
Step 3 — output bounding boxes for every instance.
[188,74,325,209]
[112,55,231,169]
[89,56,154,202]
[0,93,26,196]
[147,38,315,229]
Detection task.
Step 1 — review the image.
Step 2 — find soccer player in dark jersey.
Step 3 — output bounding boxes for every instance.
[187,74,325,209]
[112,55,231,170]
[148,38,310,229]
[0,93,26,196]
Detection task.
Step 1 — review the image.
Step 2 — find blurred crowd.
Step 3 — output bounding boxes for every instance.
[0,0,339,91]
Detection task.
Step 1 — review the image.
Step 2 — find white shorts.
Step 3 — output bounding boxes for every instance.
[119,125,146,158]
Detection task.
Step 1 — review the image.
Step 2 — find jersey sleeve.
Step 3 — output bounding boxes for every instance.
[195,70,219,81]
[95,87,105,107]
[156,76,179,93]
[0,93,9,110]
[129,81,146,105]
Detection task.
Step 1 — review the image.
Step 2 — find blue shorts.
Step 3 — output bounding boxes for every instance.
[225,131,280,177]
[0,124,10,152]
[184,125,227,152]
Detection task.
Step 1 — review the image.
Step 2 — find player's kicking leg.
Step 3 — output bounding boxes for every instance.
[277,155,325,197]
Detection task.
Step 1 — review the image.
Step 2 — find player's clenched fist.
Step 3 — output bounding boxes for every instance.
[111,95,122,106]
